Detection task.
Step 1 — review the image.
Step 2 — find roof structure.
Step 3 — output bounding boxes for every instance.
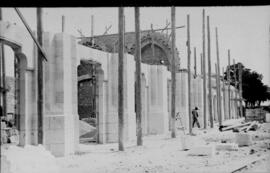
[78,30,180,71]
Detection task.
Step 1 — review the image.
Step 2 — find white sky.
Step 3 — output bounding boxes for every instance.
[2,6,270,86]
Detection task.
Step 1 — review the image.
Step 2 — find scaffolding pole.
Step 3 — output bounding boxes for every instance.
[135,7,142,146]
[207,16,213,128]
[202,9,207,129]
[227,50,231,119]
[215,27,222,126]
[37,8,44,144]
[187,14,192,134]
[239,64,243,117]
[171,6,176,138]
[118,7,124,151]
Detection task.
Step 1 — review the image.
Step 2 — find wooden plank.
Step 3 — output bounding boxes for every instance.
[171,6,176,138]
[207,16,213,128]
[187,14,192,134]
[221,122,251,131]
[14,8,47,62]
[118,7,124,151]
[135,7,142,146]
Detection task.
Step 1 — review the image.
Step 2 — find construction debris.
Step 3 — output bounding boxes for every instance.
[215,143,239,151]
[235,133,253,147]
[188,145,215,157]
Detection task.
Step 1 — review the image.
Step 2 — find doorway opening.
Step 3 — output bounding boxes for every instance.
[77,60,102,144]
[1,43,26,146]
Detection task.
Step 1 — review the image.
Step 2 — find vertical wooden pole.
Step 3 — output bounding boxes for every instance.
[194,47,197,77]
[187,14,192,134]
[171,6,176,138]
[91,15,94,45]
[222,67,226,121]
[215,63,218,121]
[207,16,213,128]
[233,59,238,118]
[215,27,222,126]
[238,63,243,117]
[118,7,124,151]
[202,9,207,129]
[135,7,142,146]
[227,50,231,119]
[61,15,65,33]
[37,8,44,144]
[200,53,203,75]
[0,8,6,118]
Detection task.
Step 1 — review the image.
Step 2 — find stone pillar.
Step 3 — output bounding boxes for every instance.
[148,65,168,134]
[44,33,78,157]
[176,71,189,129]
[105,53,135,143]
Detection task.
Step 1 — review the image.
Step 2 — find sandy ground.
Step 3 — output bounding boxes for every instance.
[56,122,270,173]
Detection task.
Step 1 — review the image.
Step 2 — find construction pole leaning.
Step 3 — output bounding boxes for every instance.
[171,6,176,138]
[215,27,222,126]
[187,14,192,134]
[135,7,142,146]
[227,50,231,119]
[37,8,44,144]
[207,16,213,128]
[202,9,207,129]
[118,7,125,151]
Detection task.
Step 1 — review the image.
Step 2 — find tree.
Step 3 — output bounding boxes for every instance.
[223,63,270,108]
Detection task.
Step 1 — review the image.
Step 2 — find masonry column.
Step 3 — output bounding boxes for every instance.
[44,33,79,157]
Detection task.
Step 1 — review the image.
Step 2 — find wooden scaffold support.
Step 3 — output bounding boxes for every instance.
[215,27,222,126]
[187,14,192,134]
[171,6,176,138]
[135,7,142,146]
[207,16,213,128]
[118,7,125,151]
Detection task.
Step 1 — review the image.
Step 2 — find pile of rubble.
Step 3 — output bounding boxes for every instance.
[187,118,270,157]
[1,117,19,145]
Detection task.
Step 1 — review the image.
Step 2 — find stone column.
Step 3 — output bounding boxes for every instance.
[44,33,78,157]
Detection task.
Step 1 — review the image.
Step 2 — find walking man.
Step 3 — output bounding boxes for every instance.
[192,107,200,128]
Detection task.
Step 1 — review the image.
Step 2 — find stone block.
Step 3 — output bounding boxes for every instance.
[235,133,252,146]
[215,143,239,151]
[188,145,215,157]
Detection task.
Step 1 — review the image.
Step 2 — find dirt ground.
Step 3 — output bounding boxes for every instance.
[56,122,270,173]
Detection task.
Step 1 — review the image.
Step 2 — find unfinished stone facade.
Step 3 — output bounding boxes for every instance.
[0,20,240,157]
